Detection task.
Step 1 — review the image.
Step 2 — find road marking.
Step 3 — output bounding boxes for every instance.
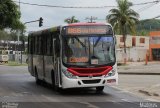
[146,98,160,102]
[121,98,132,102]
[109,100,117,103]
[79,102,99,108]
[118,90,131,93]
[111,86,136,95]
[110,86,121,90]
[110,86,132,93]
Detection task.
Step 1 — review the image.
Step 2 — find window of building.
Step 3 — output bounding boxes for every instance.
[150,36,160,44]
[120,37,124,42]
[132,37,136,46]
[140,38,145,43]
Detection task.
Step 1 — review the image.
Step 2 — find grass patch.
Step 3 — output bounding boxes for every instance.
[4,61,28,66]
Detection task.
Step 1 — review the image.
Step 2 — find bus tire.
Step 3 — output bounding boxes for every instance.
[51,70,60,92]
[96,86,104,92]
[51,70,55,87]
[35,68,41,85]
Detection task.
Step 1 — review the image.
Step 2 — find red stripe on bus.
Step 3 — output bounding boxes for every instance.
[67,66,112,77]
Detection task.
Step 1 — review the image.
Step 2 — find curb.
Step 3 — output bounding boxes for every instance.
[139,90,159,97]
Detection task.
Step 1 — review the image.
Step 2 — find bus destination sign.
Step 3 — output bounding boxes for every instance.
[62,25,112,35]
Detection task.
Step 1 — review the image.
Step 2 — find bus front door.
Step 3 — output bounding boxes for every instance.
[53,38,60,88]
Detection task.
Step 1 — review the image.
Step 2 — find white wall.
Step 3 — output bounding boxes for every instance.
[116,47,147,62]
[115,35,149,62]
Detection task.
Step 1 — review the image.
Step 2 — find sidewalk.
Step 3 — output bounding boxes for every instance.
[117,61,160,75]
[116,61,160,102]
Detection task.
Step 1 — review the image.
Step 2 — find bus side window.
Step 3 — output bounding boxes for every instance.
[38,36,42,55]
[32,37,35,54]
[50,35,53,55]
[55,38,60,57]
[29,36,33,54]
[46,33,53,56]
[42,34,46,55]
[43,34,46,55]
[28,36,31,54]
[35,36,38,54]
[46,35,50,55]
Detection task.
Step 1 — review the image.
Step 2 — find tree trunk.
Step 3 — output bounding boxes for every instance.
[122,25,127,54]
[123,34,126,53]
[122,25,127,64]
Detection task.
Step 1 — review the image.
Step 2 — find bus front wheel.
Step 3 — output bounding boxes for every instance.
[51,71,59,91]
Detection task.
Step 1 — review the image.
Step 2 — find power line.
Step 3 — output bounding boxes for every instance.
[153,15,160,19]
[13,0,160,9]
[137,3,157,12]
[141,15,160,22]
[136,0,160,12]
[13,1,116,9]
[133,0,160,6]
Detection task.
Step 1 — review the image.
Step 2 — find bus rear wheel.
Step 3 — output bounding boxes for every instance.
[96,86,104,92]
[35,70,41,85]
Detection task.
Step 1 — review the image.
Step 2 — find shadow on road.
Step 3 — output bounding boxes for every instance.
[33,81,110,97]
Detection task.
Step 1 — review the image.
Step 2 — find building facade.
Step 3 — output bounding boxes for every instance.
[116,35,149,62]
[149,31,160,61]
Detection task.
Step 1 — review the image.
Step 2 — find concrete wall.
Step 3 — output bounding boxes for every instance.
[129,47,147,62]
[116,47,148,62]
[135,36,149,48]
[116,35,149,62]
[116,35,132,47]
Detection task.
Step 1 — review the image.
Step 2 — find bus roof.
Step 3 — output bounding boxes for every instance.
[67,22,111,26]
[29,26,60,36]
[29,22,112,36]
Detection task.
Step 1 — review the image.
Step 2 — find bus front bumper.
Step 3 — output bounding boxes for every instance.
[61,73,118,89]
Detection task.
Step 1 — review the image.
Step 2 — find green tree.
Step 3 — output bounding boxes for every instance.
[107,0,139,53]
[0,0,25,30]
[64,16,79,24]
[0,30,10,51]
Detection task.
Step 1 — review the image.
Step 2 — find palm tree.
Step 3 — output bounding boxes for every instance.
[107,0,139,53]
[64,16,79,24]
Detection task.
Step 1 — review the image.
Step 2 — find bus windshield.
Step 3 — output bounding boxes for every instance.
[62,35,115,67]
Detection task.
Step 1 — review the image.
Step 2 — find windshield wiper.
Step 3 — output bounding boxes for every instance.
[93,37,101,47]
[74,37,86,47]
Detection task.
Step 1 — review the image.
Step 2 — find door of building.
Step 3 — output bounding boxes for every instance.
[152,48,160,60]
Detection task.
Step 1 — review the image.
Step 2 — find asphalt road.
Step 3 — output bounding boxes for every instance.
[0,65,159,108]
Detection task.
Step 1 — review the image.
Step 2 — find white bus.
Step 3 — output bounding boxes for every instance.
[28,22,118,92]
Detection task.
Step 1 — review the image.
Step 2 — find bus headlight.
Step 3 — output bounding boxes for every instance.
[62,69,77,79]
[105,68,116,77]
[111,69,116,76]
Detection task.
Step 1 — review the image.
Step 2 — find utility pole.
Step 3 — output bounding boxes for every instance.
[85,16,97,23]
[17,0,21,64]
[19,0,20,10]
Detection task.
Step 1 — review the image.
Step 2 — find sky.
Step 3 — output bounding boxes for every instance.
[14,0,160,33]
